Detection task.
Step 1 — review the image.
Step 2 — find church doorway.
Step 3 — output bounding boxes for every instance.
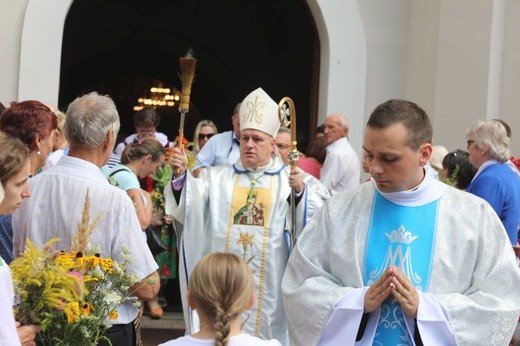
[59,0,320,147]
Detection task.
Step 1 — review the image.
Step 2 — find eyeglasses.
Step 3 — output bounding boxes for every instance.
[276,143,291,150]
[466,140,475,148]
[198,133,215,140]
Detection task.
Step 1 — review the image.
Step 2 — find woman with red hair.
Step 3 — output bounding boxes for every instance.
[0,100,57,176]
[0,100,57,264]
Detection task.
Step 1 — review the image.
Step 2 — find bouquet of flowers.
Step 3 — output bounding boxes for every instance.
[150,163,177,279]
[151,163,173,215]
[9,191,140,346]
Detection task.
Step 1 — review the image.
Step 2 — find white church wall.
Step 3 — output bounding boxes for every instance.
[405,1,441,123]
[307,0,367,159]
[358,0,411,119]
[501,0,520,156]
[0,1,28,105]
[18,0,73,106]
[405,0,519,156]
[430,1,493,153]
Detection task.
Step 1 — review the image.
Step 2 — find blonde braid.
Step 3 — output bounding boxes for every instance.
[214,306,231,346]
[189,253,253,346]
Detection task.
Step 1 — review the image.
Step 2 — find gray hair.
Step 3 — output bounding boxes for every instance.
[233,102,242,116]
[327,112,350,130]
[466,120,510,162]
[64,92,120,150]
[277,127,291,135]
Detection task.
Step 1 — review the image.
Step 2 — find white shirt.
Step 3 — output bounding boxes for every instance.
[320,137,360,195]
[0,258,20,346]
[159,333,282,346]
[43,147,69,170]
[12,156,158,324]
[193,130,240,171]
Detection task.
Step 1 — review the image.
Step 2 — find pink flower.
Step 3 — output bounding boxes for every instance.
[68,271,84,281]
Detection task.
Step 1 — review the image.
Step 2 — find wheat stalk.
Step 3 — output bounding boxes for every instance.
[71,188,105,253]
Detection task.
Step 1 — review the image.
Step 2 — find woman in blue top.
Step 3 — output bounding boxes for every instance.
[108,138,165,230]
[466,119,520,245]
[107,138,166,322]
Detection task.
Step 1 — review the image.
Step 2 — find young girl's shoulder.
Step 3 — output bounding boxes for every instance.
[230,333,282,345]
[158,335,213,346]
[159,334,281,346]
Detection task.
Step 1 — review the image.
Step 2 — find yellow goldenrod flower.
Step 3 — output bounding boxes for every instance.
[65,301,81,323]
[83,274,100,283]
[55,252,75,269]
[9,232,139,345]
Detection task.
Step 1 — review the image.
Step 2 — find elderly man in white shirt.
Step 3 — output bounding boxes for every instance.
[12,92,160,346]
[320,113,360,194]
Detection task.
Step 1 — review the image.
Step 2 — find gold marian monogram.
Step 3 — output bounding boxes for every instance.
[242,96,265,124]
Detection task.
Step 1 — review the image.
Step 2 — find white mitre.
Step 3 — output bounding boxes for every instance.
[239,87,280,138]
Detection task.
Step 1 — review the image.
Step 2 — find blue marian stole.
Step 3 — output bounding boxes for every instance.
[364,192,439,345]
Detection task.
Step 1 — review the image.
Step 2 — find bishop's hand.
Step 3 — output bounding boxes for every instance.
[288,169,305,193]
[168,147,188,178]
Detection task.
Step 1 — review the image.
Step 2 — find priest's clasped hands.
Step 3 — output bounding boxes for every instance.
[364,265,420,318]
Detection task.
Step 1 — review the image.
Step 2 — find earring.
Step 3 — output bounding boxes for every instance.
[37,151,41,155]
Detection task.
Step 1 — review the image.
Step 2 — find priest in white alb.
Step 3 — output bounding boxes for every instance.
[165,87,328,345]
[282,99,520,346]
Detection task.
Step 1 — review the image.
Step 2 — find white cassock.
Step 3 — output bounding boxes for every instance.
[282,174,520,346]
[165,156,328,345]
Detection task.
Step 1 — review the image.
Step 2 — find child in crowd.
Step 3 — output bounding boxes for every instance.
[440,149,476,190]
[159,252,281,346]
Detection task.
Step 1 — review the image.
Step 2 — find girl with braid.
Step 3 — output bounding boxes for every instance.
[160,252,281,346]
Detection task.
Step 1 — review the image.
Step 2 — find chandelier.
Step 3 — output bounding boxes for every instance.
[133,86,180,111]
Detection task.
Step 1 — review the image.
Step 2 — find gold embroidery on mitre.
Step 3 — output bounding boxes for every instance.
[242,96,265,124]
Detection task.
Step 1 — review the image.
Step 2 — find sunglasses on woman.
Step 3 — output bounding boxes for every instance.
[198,133,215,140]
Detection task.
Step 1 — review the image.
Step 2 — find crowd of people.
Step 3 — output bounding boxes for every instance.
[0,88,519,346]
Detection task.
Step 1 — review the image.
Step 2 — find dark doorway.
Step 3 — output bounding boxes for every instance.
[59,0,319,148]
